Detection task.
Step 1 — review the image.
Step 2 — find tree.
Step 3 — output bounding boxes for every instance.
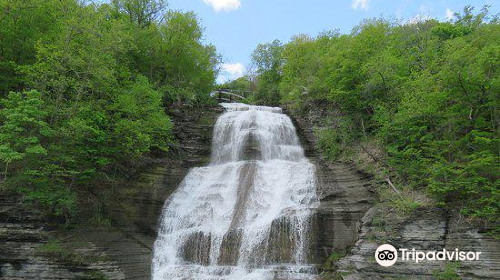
[0,90,49,181]
[251,39,283,105]
[156,11,220,105]
[0,0,64,94]
[0,0,219,221]
[251,6,499,225]
[112,0,167,27]
[111,75,173,157]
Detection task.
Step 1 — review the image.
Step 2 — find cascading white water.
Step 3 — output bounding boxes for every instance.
[152,103,319,280]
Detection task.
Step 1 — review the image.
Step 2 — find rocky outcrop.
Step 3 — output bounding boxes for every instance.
[286,104,375,262]
[335,206,500,280]
[287,100,500,280]
[0,105,222,280]
[0,194,126,280]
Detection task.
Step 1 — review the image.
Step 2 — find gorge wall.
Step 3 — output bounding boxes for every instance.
[0,105,222,280]
[287,100,500,280]
[1,102,498,280]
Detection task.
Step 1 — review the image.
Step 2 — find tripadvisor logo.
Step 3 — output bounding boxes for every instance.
[375,244,482,267]
[375,244,398,267]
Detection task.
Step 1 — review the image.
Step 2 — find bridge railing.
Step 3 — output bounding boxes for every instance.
[210,88,252,103]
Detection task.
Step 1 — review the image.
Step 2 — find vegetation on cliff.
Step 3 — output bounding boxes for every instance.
[243,6,499,225]
[0,0,220,221]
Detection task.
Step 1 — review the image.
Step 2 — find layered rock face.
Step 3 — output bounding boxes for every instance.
[336,207,500,280]
[2,102,498,280]
[287,101,500,280]
[0,195,124,280]
[286,104,375,261]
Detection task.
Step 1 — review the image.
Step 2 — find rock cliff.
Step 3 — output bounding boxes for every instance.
[287,101,500,280]
[1,102,498,280]
[0,105,222,280]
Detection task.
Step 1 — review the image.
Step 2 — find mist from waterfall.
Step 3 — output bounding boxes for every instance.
[152,103,319,280]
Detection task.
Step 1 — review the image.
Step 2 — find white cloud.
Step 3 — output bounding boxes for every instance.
[408,5,432,24]
[445,8,454,20]
[202,0,241,12]
[351,0,370,10]
[218,63,245,83]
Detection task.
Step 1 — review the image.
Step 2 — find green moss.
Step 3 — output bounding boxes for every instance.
[36,238,110,267]
[392,196,421,215]
[484,227,500,240]
[371,217,386,229]
[199,115,215,126]
[37,239,65,254]
[89,212,112,227]
[433,262,461,280]
[322,251,347,271]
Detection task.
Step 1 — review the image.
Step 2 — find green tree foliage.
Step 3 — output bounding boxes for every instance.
[251,39,284,105]
[111,76,173,156]
[0,91,48,180]
[156,11,220,105]
[113,0,167,27]
[253,6,499,223]
[0,0,65,93]
[0,0,219,221]
[219,76,255,92]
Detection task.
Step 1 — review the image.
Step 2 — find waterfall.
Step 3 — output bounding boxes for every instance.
[152,103,319,280]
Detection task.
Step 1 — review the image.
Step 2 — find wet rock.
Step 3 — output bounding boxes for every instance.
[218,229,242,265]
[181,231,212,265]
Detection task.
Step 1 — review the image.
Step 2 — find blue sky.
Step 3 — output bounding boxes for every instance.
[165,0,499,83]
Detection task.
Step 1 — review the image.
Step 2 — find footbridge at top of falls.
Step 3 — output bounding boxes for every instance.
[210,88,252,103]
